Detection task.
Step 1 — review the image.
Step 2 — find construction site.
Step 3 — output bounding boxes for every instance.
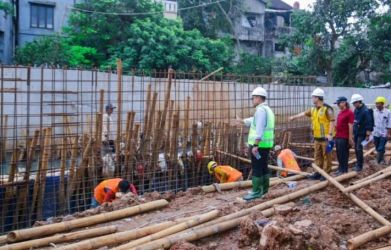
[0,63,390,250]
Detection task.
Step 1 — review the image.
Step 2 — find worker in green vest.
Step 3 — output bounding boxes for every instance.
[238,87,275,201]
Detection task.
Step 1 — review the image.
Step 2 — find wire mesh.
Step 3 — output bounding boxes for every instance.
[0,65,316,233]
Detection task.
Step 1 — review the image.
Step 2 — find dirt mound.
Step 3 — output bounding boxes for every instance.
[170,241,201,250]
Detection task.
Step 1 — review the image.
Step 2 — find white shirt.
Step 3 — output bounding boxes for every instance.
[102,113,113,141]
[373,108,391,138]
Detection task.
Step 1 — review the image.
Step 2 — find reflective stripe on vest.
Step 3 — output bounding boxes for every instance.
[247,104,275,148]
[311,106,330,138]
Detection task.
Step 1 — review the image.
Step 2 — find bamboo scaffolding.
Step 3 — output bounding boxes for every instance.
[0,226,117,250]
[197,172,356,228]
[7,199,169,242]
[312,163,391,227]
[344,169,391,192]
[132,204,291,250]
[348,225,391,250]
[113,210,219,250]
[202,174,305,193]
[56,214,201,250]
[350,166,391,185]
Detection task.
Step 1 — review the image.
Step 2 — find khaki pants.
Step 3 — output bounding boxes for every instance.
[314,140,332,173]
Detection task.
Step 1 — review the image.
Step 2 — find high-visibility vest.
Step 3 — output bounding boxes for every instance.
[214,165,243,183]
[311,106,331,138]
[278,149,301,177]
[247,104,275,148]
[94,178,122,204]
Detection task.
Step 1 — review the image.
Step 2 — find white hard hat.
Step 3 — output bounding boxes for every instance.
[350,94,364,104]
[274,145,282,151]
[311,88,325,97]
[251,87,267,98]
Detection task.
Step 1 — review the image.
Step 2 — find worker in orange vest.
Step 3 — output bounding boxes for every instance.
[274,145,301,177]
[207,161,243,183]
[91,178,138,208]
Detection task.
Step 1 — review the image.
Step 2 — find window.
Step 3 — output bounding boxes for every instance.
[30,3,54,29]
[246,15,257,27]
[275,43,285,52]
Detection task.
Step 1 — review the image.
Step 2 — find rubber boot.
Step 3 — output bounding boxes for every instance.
[262,174,270,195]
[243,176,263,201]
[377,152,385,164]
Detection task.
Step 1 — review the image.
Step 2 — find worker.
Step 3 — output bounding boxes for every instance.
[289,88,335,180]
[237,87,275,201]
[373,96,391,164]
[334,96,354,175]
[274,145,301,177]
[91,178,137,208]
[351,94,373,171]
[102,103,116,153]
[207,161,243,183]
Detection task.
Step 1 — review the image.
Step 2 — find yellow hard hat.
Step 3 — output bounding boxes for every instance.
[375,96,386,104]
[207,161,217,174]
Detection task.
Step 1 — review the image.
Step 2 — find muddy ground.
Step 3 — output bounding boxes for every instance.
[21,162,391,249]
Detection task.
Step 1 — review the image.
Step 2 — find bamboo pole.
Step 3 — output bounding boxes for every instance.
[7,199,169,242]
[199,67,223,81]
[184,96,190,149]
[132,204,290,250]
[58,137,67,214]
[67,135,79,211]
[202,174,305,193]
[216,150,311,176]
[165,100,174,157]
[1,114,8,161]
[113,210,219,250]
[143,84,152,137]
[344,170,391,192]
[116,59,123,175]
[56,214,201,250]
[312,163,391,227]
[348,226,391,250]
[99,89,104,117]
[350,166,391,185]
[36,128,52,220]
[197,172,357,228]
[0,226,117,250]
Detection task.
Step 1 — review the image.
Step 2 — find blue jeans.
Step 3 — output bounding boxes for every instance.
[91,197,99,208]
[374,136,387,154]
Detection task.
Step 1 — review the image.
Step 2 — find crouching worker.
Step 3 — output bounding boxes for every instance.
[91,178,138,208]
[274,145,301,177]
[207,161,243,183]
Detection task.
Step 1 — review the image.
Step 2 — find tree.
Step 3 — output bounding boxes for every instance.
[15,36,97,67]
[105,18,233,72]
[232,53,272,75]
[368,14,391,69]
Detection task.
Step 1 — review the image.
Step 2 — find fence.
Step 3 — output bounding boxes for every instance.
[0,63,316,233]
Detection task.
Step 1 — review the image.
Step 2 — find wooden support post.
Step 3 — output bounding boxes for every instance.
[311,163,391,227]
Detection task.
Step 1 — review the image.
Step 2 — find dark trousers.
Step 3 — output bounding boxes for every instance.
[250,147,270,177]
[354,135,365,170]
[335,138,349,173]
[374,136,387,153]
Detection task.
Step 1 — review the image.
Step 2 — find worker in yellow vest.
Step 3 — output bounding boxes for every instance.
[237,87,275,201]
[274,145,301,177]
[207,161,243,183]
[289,88,335,180]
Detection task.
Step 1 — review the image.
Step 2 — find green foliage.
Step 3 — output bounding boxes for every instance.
[15,36,97,67]
[0,1,14,16]
[105,18,233,72]
[232,53,272,75]
[368,14,391,67]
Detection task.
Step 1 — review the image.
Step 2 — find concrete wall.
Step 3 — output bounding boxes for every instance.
[18,0,78,46]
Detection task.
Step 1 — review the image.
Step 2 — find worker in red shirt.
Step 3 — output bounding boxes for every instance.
[91,178,138,208]
[334,97,354,175]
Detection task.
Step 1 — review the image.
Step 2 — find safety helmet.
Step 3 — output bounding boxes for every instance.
[350,94,364,104]
[311,88,325,97]
[375,96,386,104]
[207,161,217,174]
[274,145,282,152]
[251,87,267,98]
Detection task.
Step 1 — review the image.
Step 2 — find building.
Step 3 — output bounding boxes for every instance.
[231,0,293,58]
[0,0,178,64]
[0,0,14,64]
